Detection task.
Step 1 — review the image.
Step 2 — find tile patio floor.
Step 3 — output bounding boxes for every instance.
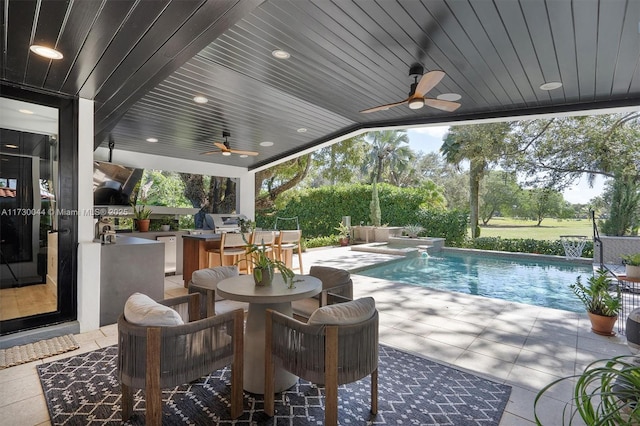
[0,246,631,425]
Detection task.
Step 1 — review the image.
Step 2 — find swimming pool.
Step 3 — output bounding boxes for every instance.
[357,251,593,312]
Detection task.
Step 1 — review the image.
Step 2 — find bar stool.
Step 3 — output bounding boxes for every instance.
[274,230,303,274]
[206,232,250,272]
[249,230,276,268]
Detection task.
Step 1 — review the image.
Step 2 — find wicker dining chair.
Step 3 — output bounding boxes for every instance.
[188,265,248,318]
[117,293,244,425]
[265,297,379,426]
[291,266,353,322]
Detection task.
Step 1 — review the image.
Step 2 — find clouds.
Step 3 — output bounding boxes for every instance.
[410,125,450,138]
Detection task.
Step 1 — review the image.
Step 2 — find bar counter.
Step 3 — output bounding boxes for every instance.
[182,233,222,287]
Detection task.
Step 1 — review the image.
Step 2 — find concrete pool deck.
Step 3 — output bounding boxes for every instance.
[301,246,630,425]
[0,245,631,425]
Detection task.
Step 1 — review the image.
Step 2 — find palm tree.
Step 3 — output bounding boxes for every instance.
[440,123,512,238]
[363,130,412,183]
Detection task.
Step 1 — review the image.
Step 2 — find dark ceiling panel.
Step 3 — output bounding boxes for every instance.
[60,0,138,95]
[93,0,266,140]
[2,0,638,172]
[4,0,38,83]
[23,0,69,89]
[77,0,173,99]
[43,0,105,91]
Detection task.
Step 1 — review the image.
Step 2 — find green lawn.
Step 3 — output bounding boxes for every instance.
[477,217,592,241]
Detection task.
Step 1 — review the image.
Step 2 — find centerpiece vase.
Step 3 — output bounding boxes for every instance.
[253,265,274,286]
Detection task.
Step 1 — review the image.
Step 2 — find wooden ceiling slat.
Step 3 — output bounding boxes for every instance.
[442,0,522,105]
[518,0,565,104]
[471,0,537,105]
[386,0,495,106]
[573,0,599,102]
[594,1,627,98]
[609,0,639,96]
[43,0,105,91]
[493,0,545,104]
[59,0,138,95]
[78,0,173,99]
[23,0,69,89]
[94,0,263,138]
[4,0,38,83]
[545,0,579,103]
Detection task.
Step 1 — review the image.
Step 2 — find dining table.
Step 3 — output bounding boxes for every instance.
[216,273,322,394]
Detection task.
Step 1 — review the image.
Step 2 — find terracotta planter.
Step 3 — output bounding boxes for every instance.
[588,312,618,336]
[136,219,150,232]
[626,265,640,280]
[339,237,349,246]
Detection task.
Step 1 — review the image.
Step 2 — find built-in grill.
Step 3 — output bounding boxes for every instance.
[203,214,247,233]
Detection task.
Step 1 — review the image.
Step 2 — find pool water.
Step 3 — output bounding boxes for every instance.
[357,251,593,312]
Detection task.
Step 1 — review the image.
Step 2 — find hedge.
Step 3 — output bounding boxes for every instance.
[452,236,594,258]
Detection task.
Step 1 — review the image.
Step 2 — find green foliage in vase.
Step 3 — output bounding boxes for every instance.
[132,204,152,220]
[239,234,296,288]
[622,253,640,266]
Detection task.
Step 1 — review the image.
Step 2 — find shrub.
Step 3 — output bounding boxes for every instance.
[453,236,594,258]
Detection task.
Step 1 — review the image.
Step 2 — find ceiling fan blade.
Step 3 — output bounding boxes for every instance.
[214,142,227,150]
[229,149,259,156]
[200,150,222,155]
[424,98,461,112]
[360,99,408,113]
[414,70,445,97]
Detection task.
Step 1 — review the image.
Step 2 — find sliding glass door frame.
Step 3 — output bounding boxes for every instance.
[0,84,78,335]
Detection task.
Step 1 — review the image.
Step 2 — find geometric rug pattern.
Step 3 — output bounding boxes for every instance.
[37,344,511,425]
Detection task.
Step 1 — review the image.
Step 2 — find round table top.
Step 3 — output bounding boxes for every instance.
[216,273,322,304]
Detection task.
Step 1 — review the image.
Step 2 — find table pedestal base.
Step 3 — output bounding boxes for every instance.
[244,302,298,394]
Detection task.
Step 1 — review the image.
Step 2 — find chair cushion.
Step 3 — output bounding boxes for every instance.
[124,293,184,327]
[192,266,239,300]
[309,266,351,291]
[307,297,375,325]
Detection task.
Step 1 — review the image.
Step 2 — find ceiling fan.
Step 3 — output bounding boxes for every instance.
[360,63,461,114]
[200,131,258,157]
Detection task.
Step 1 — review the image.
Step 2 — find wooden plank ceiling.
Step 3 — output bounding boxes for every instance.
[2,0,639,170]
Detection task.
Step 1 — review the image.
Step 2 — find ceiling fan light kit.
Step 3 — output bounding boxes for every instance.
[200,131,259,157]
[360,63,461,114]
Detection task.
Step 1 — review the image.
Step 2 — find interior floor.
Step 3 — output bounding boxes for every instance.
[0,282,57,321]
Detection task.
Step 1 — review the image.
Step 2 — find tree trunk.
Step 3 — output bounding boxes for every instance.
[469,160,483,238]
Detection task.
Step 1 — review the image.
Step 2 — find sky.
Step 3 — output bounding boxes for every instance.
[405,125,605,204]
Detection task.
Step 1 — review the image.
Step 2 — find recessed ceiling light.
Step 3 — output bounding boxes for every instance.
[272,49,290,59]
[29,45,63,60]
[260,141,274,147]
[193,96,208,104]
[5,144,18,149]
[297,128,308,133]
[18,109,34,114]
[437,93,462,101]
[539,81,563,91]
[222,151,232,156]
[146,138,158,143]
[239,154,248,158]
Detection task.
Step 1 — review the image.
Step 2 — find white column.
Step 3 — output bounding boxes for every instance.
[77,98,100,332]
[237,171,256,220]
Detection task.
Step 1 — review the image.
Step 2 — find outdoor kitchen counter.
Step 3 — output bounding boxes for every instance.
[99,235,165,326]
[182,233,222,287]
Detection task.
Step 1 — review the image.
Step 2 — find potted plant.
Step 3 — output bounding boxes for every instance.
[570,268,621,336]
[404,224,424,238]
[239,235,295,287]
[622,253,640,280]
[160,216,172,232]
[534,355,640,425]
[334,222,350,246]
[132,204,152,232]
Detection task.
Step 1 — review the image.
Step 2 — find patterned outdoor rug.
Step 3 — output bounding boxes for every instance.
[0,334,79,369]
[37,344,511,425]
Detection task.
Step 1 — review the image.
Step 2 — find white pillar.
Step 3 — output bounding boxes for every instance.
[238,171,256,220]
[77,98,100,332]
